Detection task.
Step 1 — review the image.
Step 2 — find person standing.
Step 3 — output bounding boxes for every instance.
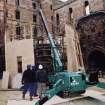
[21,64,36,101]
[36,64,48,96]
[31,65,38,97]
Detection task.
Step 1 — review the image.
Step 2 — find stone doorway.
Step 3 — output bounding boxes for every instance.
[76,11,105,78]
[88,50,105,71]
[87,50,105,77]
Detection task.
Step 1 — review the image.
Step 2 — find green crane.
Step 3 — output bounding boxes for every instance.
[35,9,105,105]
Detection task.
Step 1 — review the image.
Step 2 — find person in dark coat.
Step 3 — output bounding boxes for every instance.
[31,65,38,97]
[22,64,36,100]
[36,64,48,96]
[36,64,48,83]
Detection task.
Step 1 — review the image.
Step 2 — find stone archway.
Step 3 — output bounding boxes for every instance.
[87,50,105,72]
[76,11,105,74]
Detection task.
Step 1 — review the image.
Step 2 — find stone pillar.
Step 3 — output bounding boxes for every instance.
[65,24,78,71]
[2,71,9,89]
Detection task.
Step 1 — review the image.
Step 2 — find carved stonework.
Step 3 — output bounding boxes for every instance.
[76,11,105,70]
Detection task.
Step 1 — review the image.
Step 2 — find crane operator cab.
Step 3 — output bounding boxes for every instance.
[54,71,86,95]
[61,70,99,95]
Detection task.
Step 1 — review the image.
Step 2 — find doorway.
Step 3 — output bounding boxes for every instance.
[87,50,105,77]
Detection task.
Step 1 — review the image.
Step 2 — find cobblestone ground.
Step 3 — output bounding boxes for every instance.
[0,91,21,105]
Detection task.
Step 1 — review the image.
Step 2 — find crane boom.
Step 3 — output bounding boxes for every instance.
[39,9,63,73]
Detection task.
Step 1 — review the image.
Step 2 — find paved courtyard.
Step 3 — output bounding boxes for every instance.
[0,91,21,105]
[7,89,105,105]
[1,87,105,105]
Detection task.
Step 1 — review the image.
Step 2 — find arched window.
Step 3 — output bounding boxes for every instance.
[85,1,90,15]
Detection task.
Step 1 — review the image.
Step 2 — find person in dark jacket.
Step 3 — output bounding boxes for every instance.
[22,64,36,100]
[36,64,48,83]
[31,65,38,97]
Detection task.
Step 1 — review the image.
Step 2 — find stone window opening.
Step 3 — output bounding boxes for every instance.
[33,14,37,22]
[56,13,60,26]
[69,8,73,22]
[6,11,8,17]
[16,26,24,40]
[33,26,37,38]
[50,5,52,10]
[15,0,20,6]
[15,10,20,20]
[17,56,22,73]
[16,26,21,35]
[32,2,36,9]
[51,16,53,21]
[56,13,60,33]
[84,1,90,15]
[51,16,54,33]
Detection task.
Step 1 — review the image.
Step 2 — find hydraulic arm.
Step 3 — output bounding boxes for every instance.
[35,9,66,105]
[39,9,63,73]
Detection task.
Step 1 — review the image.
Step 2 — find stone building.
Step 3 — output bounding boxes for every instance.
[53,0,105,73]
[0,0,56,88]
[0,0,105,88]
[0,0,43,88]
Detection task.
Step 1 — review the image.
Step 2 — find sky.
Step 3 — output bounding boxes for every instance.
[60,0,68,2]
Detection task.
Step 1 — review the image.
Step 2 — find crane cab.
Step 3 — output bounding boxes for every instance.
[68,72,86,93]
[54,72,86,94]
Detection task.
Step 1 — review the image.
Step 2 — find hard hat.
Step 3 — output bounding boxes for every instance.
[38,64,43,69]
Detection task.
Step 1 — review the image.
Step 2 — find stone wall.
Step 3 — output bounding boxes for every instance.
[89,0,104,12]
[53,0,105,71]
[5,39,34,88]
[1,0,105,88]
[76,12,105,71]
[3,0,39,88]
[40,0,53,35]
[65,24,78,71]
[6,0,41,42]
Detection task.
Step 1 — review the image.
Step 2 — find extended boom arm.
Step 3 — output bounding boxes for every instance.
[39,9,63,73]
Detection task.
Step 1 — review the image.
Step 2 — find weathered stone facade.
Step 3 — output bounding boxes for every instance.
[53,0,105,72]
[77,11,105,72]
[0,0,42,88]
[1,0,105,88]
